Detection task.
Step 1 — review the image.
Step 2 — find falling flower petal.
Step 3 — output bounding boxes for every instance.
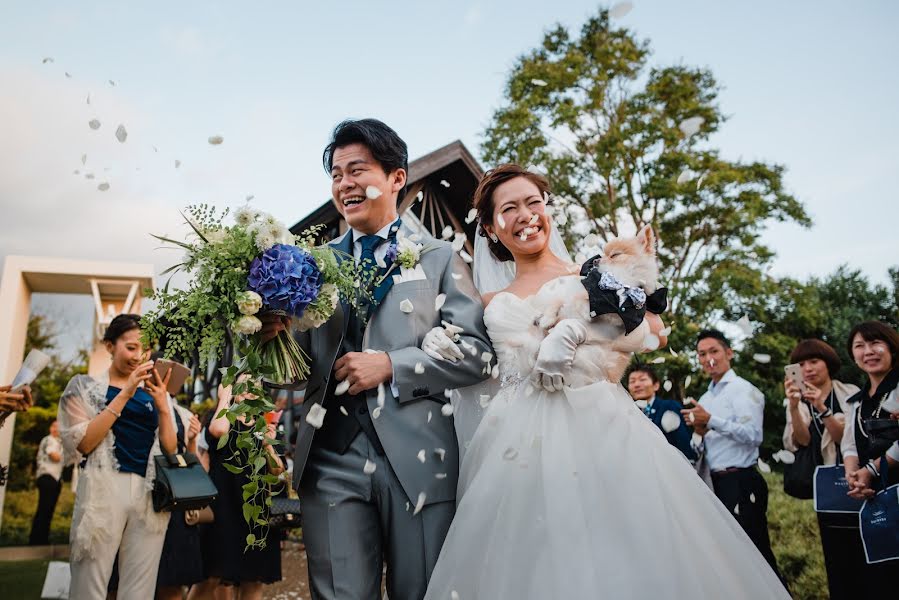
[434,294,447,311]
[451,232,466,252]
[531,78,548,87]
[115,124,127,143]
[339,406,348,416]
[465,208,477,224]
[451,592,460,600]
[88,119,101,130]
[84,173,95,179]
[375,255,387,269]
[753,353,772,364]
[749,493,756,504]
[734,504,740,515]
[609,1,634,19]
[684,375,692,389]
[670,348,679,357]
[651,356,666,364]
[735,314,753,336]
[459,250,473,264]
[439,179,450,188]
[479,394,491,408]
[435,472,447,479]
[97,182,110,191]
[451,272,462,281]
[757,458,771,473]
[81,154,87,165]
[635,399,648,410]
[372,406,382,419]
[86,93,91,105]
[583,233,600,247]
[663,380,673,392]
[444,389,453,399]
[661,410,681,433]
[435,448,446,461]
[427,411,432,423]
[305,404,326,429]
[497,214,506,229]
[208,135,224,145]
[491,364,499,378]
[65,72,71,78]
[413,492,426,515]
[481,352,493,363]
[679,116,705,138]
[334,380,350,395]
[696,171,709,190]
[108,79,116,86]
[365,185,382,199]
[42,57,54,64]
[441,403,454,417]
[174,159,181,168]
[503,447,519,460]
[643,334,660,351]
[399,299,414,313]
[774,449,796,464]
[414,362,425,375]
[417,449,426,463]
[416,190,423,202]
[659,326,672,337]
[677,169,695,185]
[363,459,377,474]
[441,225,453,240]
[377,383,385,408]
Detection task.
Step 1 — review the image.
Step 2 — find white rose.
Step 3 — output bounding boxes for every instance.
[234,315,262,335]
[236,290,263,315]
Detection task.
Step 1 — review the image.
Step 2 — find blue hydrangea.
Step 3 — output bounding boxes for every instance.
[247,244,323,316]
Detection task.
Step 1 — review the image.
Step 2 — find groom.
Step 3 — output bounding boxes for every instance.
[264,119,491,599]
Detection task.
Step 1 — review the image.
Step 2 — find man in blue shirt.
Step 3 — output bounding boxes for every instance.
[681,329,782,580]
[626,365,696,461]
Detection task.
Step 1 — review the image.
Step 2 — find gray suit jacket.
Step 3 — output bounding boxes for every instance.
[291,225,492,506]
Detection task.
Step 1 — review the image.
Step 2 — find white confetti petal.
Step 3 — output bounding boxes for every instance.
[246,194,254,201]
[753,353,772,364]
[174,159,181,168]
[634,399,648,410]
[376,383,385,408]
[735,314,753,336]
[416,190,423,202]
[64,72,71,78]
[84,173,94,179]
[451,592,460,600]
[444,389,453,398]
[481,352,493,363]
[435,472,447,479]
[660,410,681,433]
[650,357,666,364]
[502,447,518,460]
[659,326,672,337]
[459,250,473,264]
[108,79,116,86]
[434,294,447,311]
[208,135,224,145]
[643,334,660,351]
[372,406,382,419]
[531,78,548,87]
[750,493,756,504]
[583,233,600,247]
[417,449,426,463]
[399,299,414,313]
[441,403,454,417]
[363,459,377,474]
[441,225,453,240]
[609,1,634,19]
[734,504,740,515]
[435,448,446,461]
[757,458,771,473]
[464,208,478,224]
[427,411,432,423]
[406,502,410,511]
[663,380,673,392]
[334,380,350,396]
[414,362,425,374]
[42,57,53,64]
[679,116,705,138]
[451,232,466,252]
[339,406,348,416]
[413,492,426,515]
[114,124,127,143]
[491,364,499,378]
[439,179,450,188]
[497,214,506,229]
[97,182,110,191]
[479,394,491,408]
[451,272,462,280]
[684,375,692,389]
[88,119,101,130]
[365,185,383,199]
[696,171,709,190]
[676,169,695,185]
[670,347,679,357]
[376,254,387,269]
[305,404,327,429]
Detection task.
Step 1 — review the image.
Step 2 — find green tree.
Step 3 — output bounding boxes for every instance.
[481,7,810,324]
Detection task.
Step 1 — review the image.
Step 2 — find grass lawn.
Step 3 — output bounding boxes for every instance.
[0,473,828,598]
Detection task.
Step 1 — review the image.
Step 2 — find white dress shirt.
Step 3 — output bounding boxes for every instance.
[695,369,765,471]
[35,434,64,481]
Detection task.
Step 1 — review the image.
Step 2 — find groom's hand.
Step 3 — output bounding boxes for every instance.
[259,313,291,343]
[334,352,393,396]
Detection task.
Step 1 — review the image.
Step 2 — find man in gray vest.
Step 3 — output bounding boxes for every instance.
[263,119,491,599]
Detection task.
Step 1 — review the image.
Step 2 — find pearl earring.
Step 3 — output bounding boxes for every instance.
[489,232,499,242]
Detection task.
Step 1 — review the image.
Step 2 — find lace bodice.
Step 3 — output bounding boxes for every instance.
[484,276,648,387]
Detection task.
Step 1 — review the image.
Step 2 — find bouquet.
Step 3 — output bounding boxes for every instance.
[142,204,366,548]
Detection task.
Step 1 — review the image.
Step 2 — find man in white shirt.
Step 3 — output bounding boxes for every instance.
[682,330,782,580]
[29,419,63,545]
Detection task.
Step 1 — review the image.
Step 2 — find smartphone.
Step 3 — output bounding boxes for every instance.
[784,363,805,392]
[152,358,191,395]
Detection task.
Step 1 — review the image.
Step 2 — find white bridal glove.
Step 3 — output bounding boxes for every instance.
[422,326,465,363]
[533,319,588,392]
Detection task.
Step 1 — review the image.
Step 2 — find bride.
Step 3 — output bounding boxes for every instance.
[422,165,789,599]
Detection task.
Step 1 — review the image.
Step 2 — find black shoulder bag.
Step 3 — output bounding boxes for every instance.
[152,412,218,512]
[784,401,825,499]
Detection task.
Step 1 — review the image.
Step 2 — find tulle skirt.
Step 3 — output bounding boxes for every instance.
[424,379,789,599]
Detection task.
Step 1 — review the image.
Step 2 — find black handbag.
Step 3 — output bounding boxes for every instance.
[268,496,302,529]
[152,451,219,512]
[863,418,899,457]
[784,402,824,499]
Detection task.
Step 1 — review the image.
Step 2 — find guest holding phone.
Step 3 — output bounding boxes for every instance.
[201,381,284,599]
[57,314,178,600]
[782,339,859,599]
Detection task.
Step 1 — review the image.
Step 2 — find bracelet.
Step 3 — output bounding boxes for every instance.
[817,408,833,419]
[105,406,122,419]
[865,462,880,478]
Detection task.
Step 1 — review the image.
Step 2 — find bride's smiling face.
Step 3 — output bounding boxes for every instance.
[486,176,552,258]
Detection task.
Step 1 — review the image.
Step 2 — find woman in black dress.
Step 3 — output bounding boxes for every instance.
[202,382,284,599]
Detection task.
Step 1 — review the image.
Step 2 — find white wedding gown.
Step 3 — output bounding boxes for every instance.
[424,277,789,600]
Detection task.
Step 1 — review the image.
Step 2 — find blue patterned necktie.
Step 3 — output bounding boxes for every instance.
[643,403,652,417]
[357,234,384,281]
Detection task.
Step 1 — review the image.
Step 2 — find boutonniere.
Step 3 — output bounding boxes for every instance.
[375,232,435,286]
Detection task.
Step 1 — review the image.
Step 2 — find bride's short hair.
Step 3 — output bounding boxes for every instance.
[473,164,552,262]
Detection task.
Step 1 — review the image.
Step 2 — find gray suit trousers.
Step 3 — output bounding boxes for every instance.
[300,433,455,600]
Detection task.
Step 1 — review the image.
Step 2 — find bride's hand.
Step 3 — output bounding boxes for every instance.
[645,314,668,349]
[532,319,587,392]
[421,327,465,363]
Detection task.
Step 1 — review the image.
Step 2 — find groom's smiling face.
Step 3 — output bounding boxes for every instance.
[330,143,405,235]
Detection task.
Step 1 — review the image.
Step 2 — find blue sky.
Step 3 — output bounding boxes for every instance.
[2,1,897,355]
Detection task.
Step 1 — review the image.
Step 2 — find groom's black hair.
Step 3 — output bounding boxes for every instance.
[323,118,409,205]
[696,329,731,350]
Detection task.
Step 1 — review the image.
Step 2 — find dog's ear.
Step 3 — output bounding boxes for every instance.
[637,225,656,255]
